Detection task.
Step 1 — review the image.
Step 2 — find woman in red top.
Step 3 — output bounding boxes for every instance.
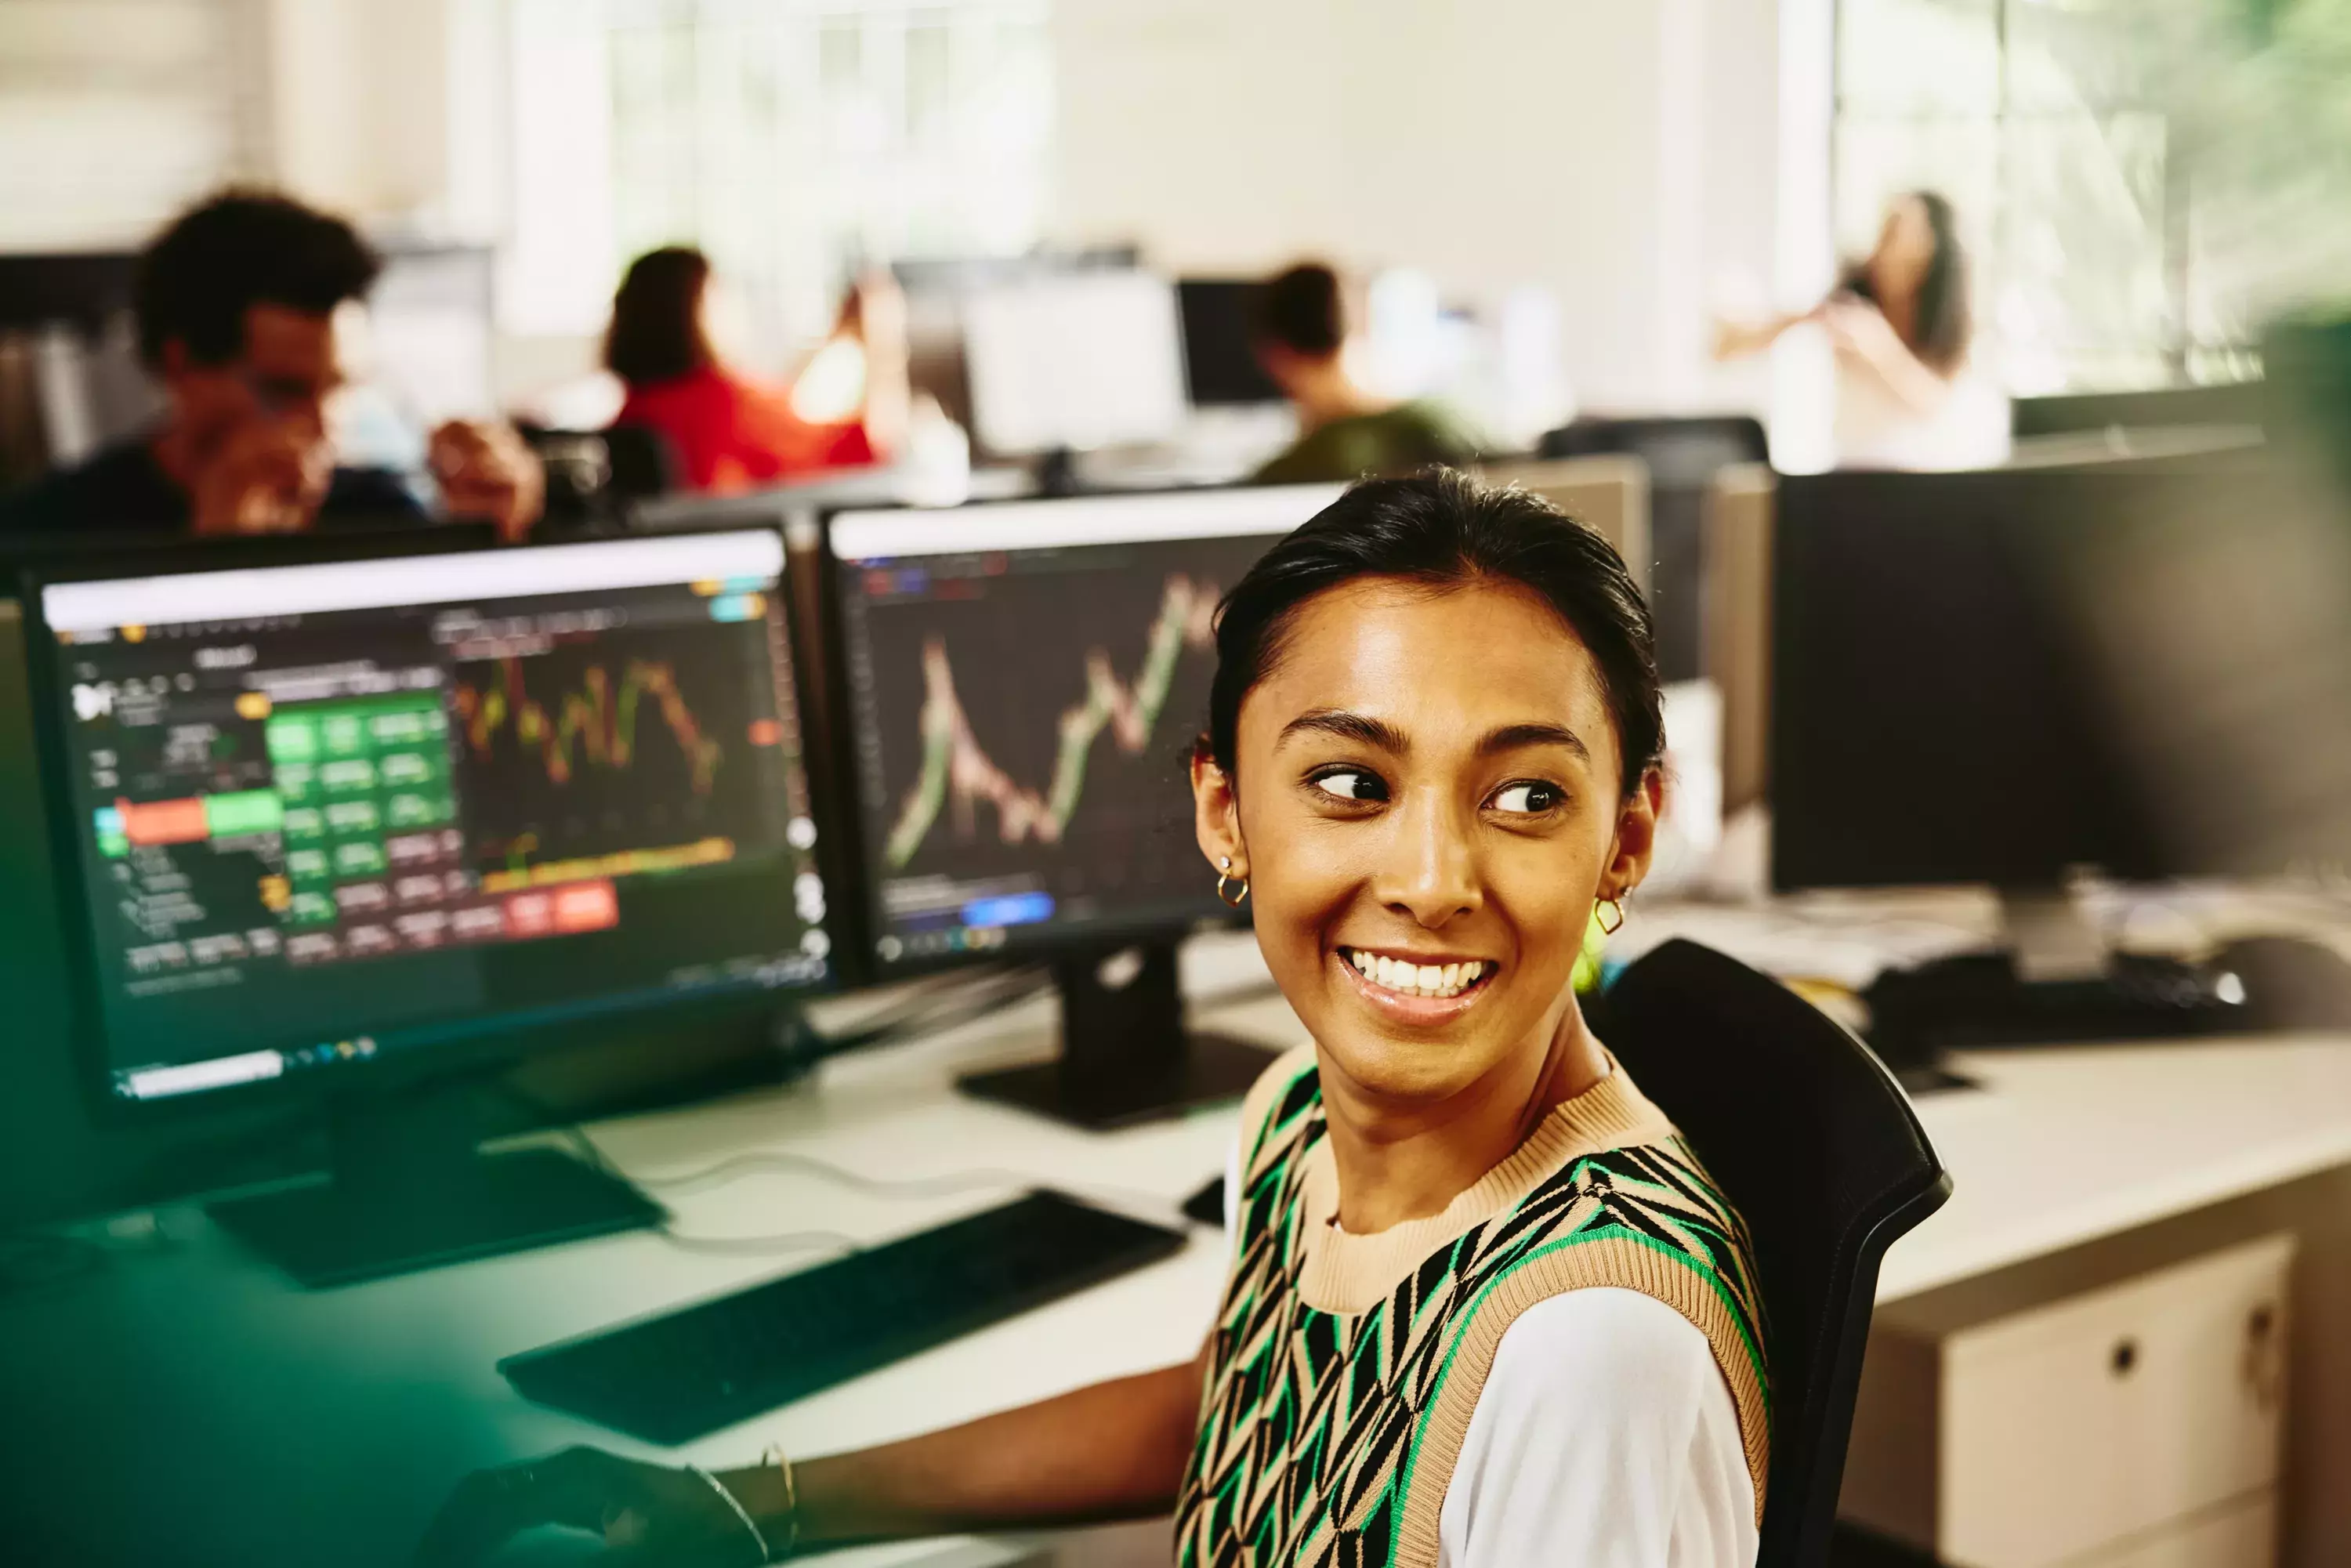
[604,246,908,494]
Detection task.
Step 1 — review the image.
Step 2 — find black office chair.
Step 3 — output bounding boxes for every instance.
[1594,939,1951,1568]
[601,422,679,505]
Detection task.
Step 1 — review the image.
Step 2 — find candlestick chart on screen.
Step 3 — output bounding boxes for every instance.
[852,535,1281,910]
[450,625,781,877]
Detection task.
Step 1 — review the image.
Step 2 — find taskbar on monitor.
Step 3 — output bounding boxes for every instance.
[107,945,831,1103]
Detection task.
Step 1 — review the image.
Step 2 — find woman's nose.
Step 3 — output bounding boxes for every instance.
[1375,791,1482,928]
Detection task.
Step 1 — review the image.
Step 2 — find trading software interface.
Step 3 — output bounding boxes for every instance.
[38,531,829,1102]
[832,488,1339,965]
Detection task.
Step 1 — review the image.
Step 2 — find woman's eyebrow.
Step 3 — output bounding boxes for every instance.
[1277,708,1411,752]
[1477,722,1590,762]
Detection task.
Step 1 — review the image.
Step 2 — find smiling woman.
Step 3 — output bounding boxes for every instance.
[415,473,1767,1568]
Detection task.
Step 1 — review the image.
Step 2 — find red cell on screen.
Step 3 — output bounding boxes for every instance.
[552,879,619,934]
[118,796,208,846]
[504,892,555,938]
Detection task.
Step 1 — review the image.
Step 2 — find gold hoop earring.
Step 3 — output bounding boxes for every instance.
[1216,855,1249,908]
[1595,896,1626,936]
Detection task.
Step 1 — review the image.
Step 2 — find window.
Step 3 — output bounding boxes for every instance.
[0,0,267,251]
[505,0,1052,369]
[1832,0,2284,393]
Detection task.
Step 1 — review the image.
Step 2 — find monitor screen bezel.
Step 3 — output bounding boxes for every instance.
[816,482,1346,979]
[18,524,839,1128]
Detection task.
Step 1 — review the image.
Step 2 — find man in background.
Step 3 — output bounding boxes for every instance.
[1249,261,1482,484]
[0,190,542,540]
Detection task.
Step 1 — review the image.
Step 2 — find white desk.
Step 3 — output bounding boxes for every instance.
[5,927,2351,1566]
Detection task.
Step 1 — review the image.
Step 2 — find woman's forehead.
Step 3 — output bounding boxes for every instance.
[1248,577,1611,730]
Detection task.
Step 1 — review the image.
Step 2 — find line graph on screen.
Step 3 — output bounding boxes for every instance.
[454,655,724,795]
[883,573,1217,867]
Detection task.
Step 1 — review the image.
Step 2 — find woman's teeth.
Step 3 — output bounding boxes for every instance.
[1345,948,1492,1000]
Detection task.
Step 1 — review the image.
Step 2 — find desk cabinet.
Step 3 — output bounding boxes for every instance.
[1842,1233,2293,1568]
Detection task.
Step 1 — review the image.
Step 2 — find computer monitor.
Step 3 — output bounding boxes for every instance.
[1177,278,1283,407]
[960,270,1190,458]
[825,483,1346,1126]
[2011,382,2263,440]
[1771,461,2351,959]
[20,527,834,1283]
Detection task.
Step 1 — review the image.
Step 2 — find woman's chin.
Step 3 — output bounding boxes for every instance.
[1312,1028,1501,1107]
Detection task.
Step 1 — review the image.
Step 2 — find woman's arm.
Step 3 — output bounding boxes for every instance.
[1819,296,1953,416]
[1711,306,1819,363]
[1439,1291,1755,1567]
[413,1342,1211,1563]
[724,1347,1209,1548]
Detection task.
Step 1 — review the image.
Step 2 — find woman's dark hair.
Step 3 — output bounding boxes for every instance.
[1843,190,1970,375]
[135,189,381,368]
[604,246,716,386]
[1204,469,1663,796]
[1250,262,1346,358]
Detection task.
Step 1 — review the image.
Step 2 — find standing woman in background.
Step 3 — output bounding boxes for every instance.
[1719,190,2007,469]
[603,247,911,495]
[418,472,1769,1568]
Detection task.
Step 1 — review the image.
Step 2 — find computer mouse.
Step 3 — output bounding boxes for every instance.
[2208,935,2351,1029]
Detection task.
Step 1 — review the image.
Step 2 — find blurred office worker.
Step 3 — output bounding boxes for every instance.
[1717,190,2006,469]
[605,246,909,495]
[0,190,542,541]
[1250,263,1483,483]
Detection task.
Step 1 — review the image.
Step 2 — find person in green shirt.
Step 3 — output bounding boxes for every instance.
[1249,262,1484,484]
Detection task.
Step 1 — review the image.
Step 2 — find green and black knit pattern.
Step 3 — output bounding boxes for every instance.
[1172,1052,1770,1568]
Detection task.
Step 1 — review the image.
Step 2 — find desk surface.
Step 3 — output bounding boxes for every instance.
[7,927,2351,1565]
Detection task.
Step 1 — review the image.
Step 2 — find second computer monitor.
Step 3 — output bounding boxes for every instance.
[829,484,1346,973]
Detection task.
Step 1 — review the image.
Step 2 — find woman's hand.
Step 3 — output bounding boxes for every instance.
[429,418,546,544]
[413,1447,771,1566]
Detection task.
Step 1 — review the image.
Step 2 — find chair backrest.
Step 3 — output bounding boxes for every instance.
[1474,454,1652,595]
[1595,939,1951,1568]
[601,422,679,502]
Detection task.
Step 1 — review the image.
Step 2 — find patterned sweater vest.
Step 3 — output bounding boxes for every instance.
[1173,1044,1771,1568]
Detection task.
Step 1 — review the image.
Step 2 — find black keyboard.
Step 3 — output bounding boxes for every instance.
[499,1190,1187,1444]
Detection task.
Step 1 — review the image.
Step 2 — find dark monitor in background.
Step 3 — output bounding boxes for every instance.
[1177,279,1283,407]
[826,483,1346,1127]
[2011,381,2264,440]
[20,527,834,1284]
[1540,415,1768,683]
[1770,463,2351,1059]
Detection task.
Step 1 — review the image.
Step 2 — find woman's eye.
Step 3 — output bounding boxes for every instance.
[1491,781,1562,815]
[1310,770,1385,802]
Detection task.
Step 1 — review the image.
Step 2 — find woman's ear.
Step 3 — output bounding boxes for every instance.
[1190,738,1246,879]
[1600,767,1665,900]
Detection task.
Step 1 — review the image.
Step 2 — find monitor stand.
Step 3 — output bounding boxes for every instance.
[1863,884,2244,1068]
[957,939,1280,1131]
[207,1079,661,1288]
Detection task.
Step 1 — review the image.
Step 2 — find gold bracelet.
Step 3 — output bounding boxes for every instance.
[760,1443,800,1559]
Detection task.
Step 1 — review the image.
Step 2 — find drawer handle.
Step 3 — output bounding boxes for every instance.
[2110,1338,2138,1378]
[2245,1303,2284,1412]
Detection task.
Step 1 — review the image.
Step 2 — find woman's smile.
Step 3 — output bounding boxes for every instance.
[1334,943,1501,1025]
